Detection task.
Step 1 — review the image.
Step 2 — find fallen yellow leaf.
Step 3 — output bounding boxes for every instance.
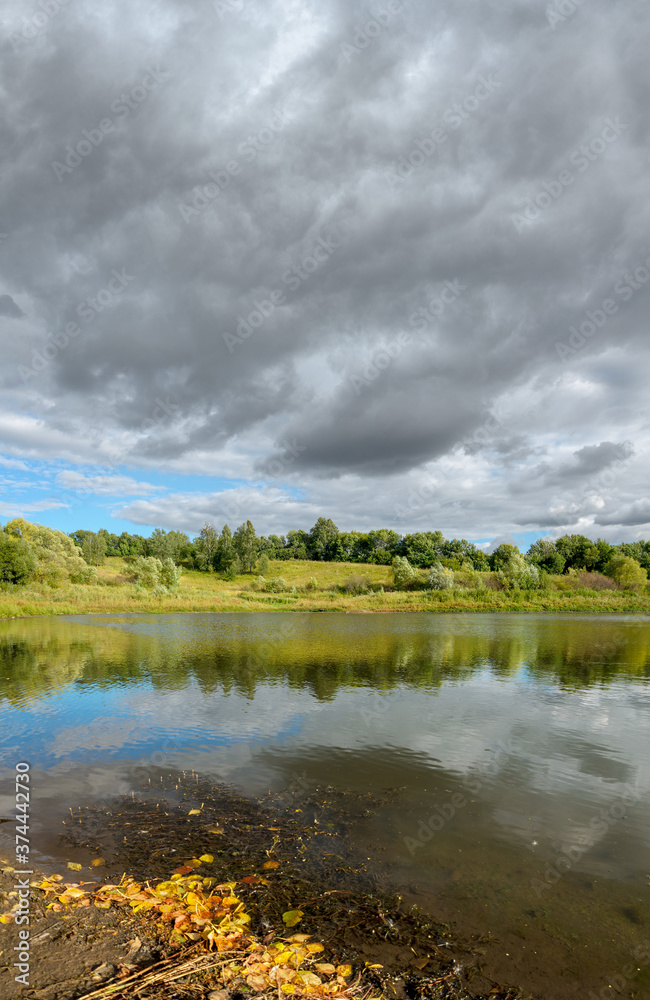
[199,854,214,864]
[296,972,322,986]
[91,858,106,867]
[188,809,202,816]
[263,860,279,870]
[336,965,352,978]
[67,862,82,871]
[282,909,304,927]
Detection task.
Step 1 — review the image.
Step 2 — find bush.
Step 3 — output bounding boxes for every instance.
[306,577,318,591]
[257,553,270,576]
[427,561,454,590]
[500,553,540,590]
[0,532,38,584]
[605,555,647,591]
[130,556,163,589]
[256,575,267,588]
[4,518,90,587]
[223,555,241,580]
[342,574,371,594]
[574,571,618,591]
[265,577,287,593]
[160,557,182,592]
[392,556,417,590]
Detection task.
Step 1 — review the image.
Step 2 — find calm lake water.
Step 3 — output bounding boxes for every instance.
[1,612,649,999]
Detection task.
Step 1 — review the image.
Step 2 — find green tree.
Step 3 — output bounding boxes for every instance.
[233,520,257,572]
[4,518,92,586]
[527,538,566,575]
[555,534,597,572]
[82,531,107,567]
[214,524,236,572]
[400,531,444,568]
[197,522,219,569]
[605,555,647,591]
[0,531,38,584]
[285,529,309,560]
[308,518,340,561]
[489,543,521,572]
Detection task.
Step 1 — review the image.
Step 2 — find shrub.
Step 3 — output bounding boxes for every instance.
[501,553,540,590]
[223,555,241,580]
[574,571,618,591]
[4,518,90,587]
[342,574,371,594]
[605,555,647,591]
[306,577,318,591]
[427,561,454,590]
[257,553,270,576]
[256,575,267,588]
[130,556,163,590]
[160,557,182,592]
[392,556,417,590]
[0,532,38,584]
[265,577,287,593]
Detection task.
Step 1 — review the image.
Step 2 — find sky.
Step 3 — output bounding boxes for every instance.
[1,0,649,549]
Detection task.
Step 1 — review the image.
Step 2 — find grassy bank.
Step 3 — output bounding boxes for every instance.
[1,557,649,619]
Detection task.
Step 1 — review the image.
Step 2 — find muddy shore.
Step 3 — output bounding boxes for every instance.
[0,776,529,1000]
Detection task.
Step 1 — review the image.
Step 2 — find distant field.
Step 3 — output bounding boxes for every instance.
[1,556,649,619]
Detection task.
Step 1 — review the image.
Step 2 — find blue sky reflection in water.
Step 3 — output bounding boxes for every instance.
[1,612,650,998]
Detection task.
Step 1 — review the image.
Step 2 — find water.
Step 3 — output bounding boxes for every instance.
[1,612,649,999]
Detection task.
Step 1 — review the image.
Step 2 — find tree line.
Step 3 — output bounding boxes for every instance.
[69,519,650,578]
[1,515,648,589]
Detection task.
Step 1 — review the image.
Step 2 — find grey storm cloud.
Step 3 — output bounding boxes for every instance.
[596,501,650,527]
[1,0,650,539]
[0,294,24,318]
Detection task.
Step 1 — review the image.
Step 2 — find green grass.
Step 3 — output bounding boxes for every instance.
[1,557,649,619]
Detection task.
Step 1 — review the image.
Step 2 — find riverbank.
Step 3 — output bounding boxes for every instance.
[1,557,649,619]
[0,777,527,999]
